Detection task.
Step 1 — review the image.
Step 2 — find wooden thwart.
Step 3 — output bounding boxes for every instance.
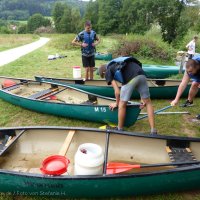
[28,88,59,99]
[59,130,75,156]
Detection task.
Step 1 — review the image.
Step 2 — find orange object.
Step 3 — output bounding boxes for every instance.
[40,155,70,176]
[2,79,16,88]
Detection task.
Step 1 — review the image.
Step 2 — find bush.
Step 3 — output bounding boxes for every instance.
[112,34,175,64]
[34,26,55,34]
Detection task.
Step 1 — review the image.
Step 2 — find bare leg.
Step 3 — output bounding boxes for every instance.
[118,101,127,129]
[85,67,89,80]
[142,98,155,130]
[89,67,94,80]
[188,82,199,102]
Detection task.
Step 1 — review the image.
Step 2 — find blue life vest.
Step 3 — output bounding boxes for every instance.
[106,56,142,83]
[192,54,200,63]
[83,30,95,55]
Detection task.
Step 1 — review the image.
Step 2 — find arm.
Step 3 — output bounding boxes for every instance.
[109,80,120,110]
[72,37,82,47]
[171,72,190,106]
[93,36,100,46]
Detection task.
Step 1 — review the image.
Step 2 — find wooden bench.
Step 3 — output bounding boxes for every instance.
[28,88,59,99]
[59,130,75,156]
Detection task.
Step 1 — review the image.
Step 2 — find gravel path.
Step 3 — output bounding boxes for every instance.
[0,37,50,67]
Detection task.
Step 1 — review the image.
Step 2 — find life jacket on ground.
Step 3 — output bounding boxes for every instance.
[106,56,142,83]
[83,30,95,55]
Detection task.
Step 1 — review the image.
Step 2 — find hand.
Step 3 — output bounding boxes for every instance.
[171,99,178,106]
[109,103,118,111]
[82,43,88,48]
[140,102,146,109]
[92,43,96,47]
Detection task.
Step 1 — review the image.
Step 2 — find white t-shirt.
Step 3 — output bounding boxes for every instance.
[186,40,196,55]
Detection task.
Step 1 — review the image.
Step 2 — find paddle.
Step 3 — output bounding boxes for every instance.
[137,105,172,120]
[106,161,200,174]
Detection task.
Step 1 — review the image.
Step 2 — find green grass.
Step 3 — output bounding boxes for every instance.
[0,34,200,199]
[0,34,39,51]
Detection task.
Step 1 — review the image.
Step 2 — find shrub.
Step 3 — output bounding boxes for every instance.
[112,34,175,64]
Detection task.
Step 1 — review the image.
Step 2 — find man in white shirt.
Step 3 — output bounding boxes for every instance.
[186,36,198,59]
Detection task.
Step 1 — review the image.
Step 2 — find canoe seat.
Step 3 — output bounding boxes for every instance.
[2,84,20,91]
[28,88,58,99]
[166,146,197,163]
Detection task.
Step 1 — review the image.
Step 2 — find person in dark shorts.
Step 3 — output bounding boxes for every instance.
[72,21,100,80]
[97,56,157,134]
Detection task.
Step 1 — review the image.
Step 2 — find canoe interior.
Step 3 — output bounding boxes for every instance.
[0,77,116,105]
[0,128,200,176]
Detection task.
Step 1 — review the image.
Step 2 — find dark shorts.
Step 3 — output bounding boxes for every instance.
[82,55,95,68]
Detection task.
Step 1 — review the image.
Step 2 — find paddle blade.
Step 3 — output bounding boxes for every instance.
[106,162,141,175]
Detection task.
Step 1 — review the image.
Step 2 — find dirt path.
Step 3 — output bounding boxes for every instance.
[0,37,50,67]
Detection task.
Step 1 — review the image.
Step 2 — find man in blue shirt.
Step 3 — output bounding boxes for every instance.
[72,21,100,80]
[171,54,200,107]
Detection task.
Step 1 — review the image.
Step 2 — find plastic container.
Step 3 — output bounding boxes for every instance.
[74,143,104,175]
[73,66,81,79]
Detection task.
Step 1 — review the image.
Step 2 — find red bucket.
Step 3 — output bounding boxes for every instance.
[40,155,70,176]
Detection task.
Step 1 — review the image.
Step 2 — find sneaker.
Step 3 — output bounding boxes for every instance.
[150,128,157,135]
[180,100,193,107]
[196,114,200,120]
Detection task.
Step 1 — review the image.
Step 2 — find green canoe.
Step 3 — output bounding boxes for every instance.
[143,64,183,79]
[0,76,140,127]
[0,126,200,198]
[95,52,112,61]
[35,76,200,99]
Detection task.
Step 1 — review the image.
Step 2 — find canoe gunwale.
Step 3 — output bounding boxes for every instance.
[0,89,140,108]
[0,158,200,180]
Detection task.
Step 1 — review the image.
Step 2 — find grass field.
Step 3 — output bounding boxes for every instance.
[0,34,39,51]
[0,34,199,200]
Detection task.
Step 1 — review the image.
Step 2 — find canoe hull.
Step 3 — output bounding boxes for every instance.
[143,64,182,79]
[1,164,200,197]
[35,77,200,99]
[1,126,200,198]
[0,89,140,127]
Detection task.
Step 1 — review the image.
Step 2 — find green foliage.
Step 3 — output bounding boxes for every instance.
[84,0,99,32]
[98,0,122,35]
[112,34,175,64]
[27,13,51,33]
[0,0,88,20]
[52,2,82,33]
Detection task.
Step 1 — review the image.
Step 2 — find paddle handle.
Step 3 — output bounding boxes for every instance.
[58,130,75,156]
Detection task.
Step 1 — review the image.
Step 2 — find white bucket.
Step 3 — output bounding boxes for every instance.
[74,143,104,175]
[73,66,81,79]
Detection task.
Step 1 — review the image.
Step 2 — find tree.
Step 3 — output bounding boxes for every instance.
[59,6,72,33]
[27,13,51,33]
[84,0,99,32]
[149,0,187,43]
[98,0,122,35]
[52,2,66,32]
